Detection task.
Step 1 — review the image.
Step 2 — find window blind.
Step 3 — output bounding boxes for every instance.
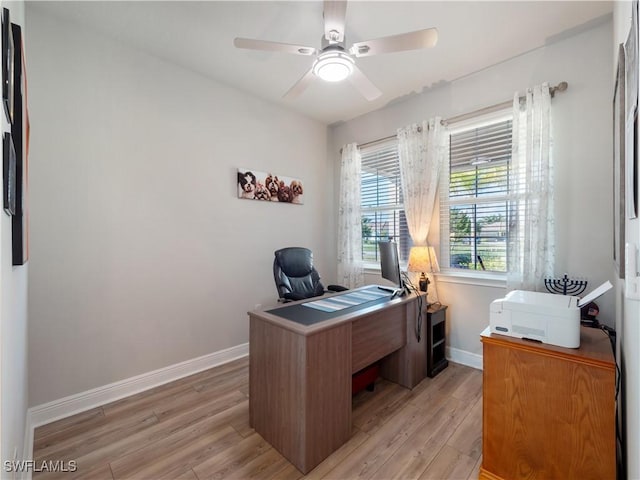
[440,117,513,272]
[360,140,411,263]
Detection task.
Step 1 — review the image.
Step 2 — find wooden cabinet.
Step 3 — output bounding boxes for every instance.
[480,327,616,480]
[426,304,448,377]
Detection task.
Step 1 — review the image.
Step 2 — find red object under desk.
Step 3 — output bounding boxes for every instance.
[352,363,379,394]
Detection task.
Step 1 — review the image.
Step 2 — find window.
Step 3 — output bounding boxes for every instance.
[360,140,411,265]
[440,112,513,273]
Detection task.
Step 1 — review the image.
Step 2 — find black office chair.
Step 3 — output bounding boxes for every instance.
[273,247,348,302]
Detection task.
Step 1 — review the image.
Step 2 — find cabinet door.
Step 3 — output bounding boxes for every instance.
[482,340,615,480]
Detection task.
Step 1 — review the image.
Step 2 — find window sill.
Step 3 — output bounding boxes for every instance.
[435,270,507,288]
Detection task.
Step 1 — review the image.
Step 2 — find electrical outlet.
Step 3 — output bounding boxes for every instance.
[254,303,262,310]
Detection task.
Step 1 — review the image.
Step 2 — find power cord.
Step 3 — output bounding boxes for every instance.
[402,272,423,342]
[583,319,622,475]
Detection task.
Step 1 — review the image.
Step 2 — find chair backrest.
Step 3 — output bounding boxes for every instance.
[273,247,325,301]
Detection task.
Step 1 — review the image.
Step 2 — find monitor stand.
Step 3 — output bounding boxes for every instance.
[377,284,408,298]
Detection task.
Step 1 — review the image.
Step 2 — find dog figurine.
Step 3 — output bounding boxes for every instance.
[265,174,280,201]
[290,180,304,204]
[254,182,271,201]
[237,171,257,199]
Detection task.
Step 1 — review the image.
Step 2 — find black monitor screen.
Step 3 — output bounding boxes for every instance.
[378,241,403,289]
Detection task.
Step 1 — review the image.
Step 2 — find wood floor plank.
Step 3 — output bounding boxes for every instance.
[352,381,413,434]
[445,397,482,460]
[269,461,304,480]
[226,401,253,438]
[109,416,237,479]
[66,397,248,474]
[34,407,105,450]
[302,429,369,480]
[32,361,482,480]
[371,397,465,480]
[191,433,272,480]
[172,470,200,480]
[225,447,289,479]
[113,426,241,479]
[34,410,159,464]
[320,403,427,479]
[192,370,249,394]
[32,460,115,480]
[70,463,115,480]
[101,358,248,419]
[451,368,483,401]
[467,455,483,480]
[101,382,196,419]
[418,445,477,480]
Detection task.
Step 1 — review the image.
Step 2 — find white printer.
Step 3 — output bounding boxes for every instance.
[489,282,612,349]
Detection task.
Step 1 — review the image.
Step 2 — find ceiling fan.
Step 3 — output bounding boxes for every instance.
[233,1,438,101]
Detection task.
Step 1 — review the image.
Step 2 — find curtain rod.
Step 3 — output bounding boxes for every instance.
[355,81,568,150]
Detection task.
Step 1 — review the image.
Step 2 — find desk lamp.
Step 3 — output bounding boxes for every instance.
[408,246,440,303]
[408,246,432,292]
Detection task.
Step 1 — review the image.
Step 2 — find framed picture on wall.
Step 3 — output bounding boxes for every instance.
[625,1,639,220]
[613,44,626,279]
[11,22,26,265]
[3,132,15,216]
[237,168,304,204]
[1,8,13,124]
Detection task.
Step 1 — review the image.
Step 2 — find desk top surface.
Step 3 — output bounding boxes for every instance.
[249,286,424,336]
[267,286,395,326]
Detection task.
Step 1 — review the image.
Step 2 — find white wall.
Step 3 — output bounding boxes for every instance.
[1,0,29,469]
[613,3,639,478]
[25,5,332,406]
[329,17,614,357]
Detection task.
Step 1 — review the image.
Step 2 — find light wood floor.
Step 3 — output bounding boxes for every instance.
[33,358,482,480]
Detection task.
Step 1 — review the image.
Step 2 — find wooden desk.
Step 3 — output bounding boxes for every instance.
[248,287,427,473]
[480,326,616,480]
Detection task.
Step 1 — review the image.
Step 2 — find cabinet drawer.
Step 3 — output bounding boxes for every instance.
[351,306,406,373]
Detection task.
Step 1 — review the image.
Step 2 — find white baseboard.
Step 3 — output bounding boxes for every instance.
[23,342,249,469]
[446,346,483,370]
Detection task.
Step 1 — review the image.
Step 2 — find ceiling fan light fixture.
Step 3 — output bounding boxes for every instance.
[312,51,354,82]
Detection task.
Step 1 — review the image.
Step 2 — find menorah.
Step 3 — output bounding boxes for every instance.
[544,274,588,296]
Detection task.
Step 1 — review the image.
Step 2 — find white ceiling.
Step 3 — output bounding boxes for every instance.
[31,1,613,125]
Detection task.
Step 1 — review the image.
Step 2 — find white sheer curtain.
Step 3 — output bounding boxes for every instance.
[398,118,446,302]
[507,83,555,291]
[337,143,364,288]
[397,118,446,245]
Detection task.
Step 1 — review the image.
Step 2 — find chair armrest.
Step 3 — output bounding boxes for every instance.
[283,292,309,301]
[327,285,348,292]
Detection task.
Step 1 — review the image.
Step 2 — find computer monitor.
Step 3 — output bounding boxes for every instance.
[378,240,405,295]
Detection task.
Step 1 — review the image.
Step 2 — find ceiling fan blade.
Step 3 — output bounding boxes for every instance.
[323,1,347,43]
[348,65,382,101]
[349,28,438,57]
[283,68,316,99]
[234,37,317,56]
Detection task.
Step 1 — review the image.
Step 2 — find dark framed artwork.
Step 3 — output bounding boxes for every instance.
[3,132,15,215]
[11,22,26,265]
[1,8,13,124]
[613,44,626,279]
[625,1,639,220]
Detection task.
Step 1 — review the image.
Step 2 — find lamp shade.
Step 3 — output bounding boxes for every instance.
[408,246,440,273]
[407,246,431,273]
